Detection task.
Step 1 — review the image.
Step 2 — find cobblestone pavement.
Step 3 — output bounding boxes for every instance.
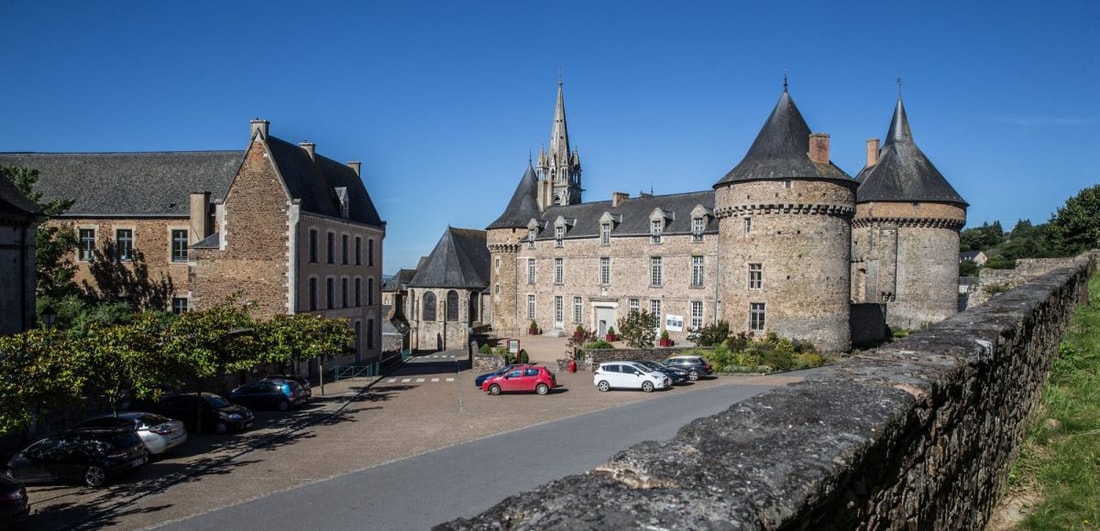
[19,336,805,530]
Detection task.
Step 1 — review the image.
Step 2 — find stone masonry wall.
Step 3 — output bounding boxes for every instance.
[440,253,1095,530]
[969,257,1080,308]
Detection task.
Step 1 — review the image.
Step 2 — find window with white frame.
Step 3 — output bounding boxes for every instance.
[554,296,563,324]
[78,228,96,261]
[527,295,536,320]
[750,302,766,332]
[170,229,188,262]
[115,229,133,262]
[573,296,582,324]
[691,256,704,287]
[690,301,703,331]
[692,217,705,242]
[650,299,662,328]
[527,258,536,284]
[599,257,610,285]
[749,263,763,290]
[554,225,564,247]
[600,223,611,245]
[650,219,662,244]
[650,256,662,287]
[172,297,189,314]
[629,298,639,314]
[554,258,564,284]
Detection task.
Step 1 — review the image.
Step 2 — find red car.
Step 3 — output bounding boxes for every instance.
[481,365,557,395]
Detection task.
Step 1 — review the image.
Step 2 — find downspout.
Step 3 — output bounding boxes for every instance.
[713,218,722,326]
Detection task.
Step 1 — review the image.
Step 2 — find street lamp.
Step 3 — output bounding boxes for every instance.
[41,307,56,329]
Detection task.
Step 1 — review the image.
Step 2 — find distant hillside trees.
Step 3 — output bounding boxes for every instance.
[1048,184,1100,256]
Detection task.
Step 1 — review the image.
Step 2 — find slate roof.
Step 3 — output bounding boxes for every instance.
[486,164,541,229]
[407,228,490,289]
[534,191,716,240]
[855,98,967,206]
[0,151,243,217]
[382,268,417,292]
[263,137,385,226]
[0,172,42,223]
[715,88,853,186]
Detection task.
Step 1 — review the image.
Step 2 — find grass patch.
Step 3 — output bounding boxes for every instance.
[1007,272,1100,529]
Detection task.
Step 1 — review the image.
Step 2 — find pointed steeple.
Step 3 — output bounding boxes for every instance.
[487,163,543,229]
[549,80,570,165]
[884,97,913,146]
[537,79,583,206]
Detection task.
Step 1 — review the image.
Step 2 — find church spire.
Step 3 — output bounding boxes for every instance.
[537,77,583,207]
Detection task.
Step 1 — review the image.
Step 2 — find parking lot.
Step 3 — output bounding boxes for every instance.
[16,336,805,529]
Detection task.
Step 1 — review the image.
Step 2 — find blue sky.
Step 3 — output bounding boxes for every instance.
[2,1,1097,273]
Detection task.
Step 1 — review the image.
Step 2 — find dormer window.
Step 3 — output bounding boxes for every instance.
[528,228,537,249]
[600,222,611,246]
[598,212,621,246]
[334,187,350,219]
[692,217,704,242]
[651,219,663,244]
[555,225,565,247]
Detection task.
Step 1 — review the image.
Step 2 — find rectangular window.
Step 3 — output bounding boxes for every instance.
[368,238,375,267]
[554,258,564,284]
[650,299,662,328]
[690,301,703,331]
[600,223,610,245]
[554,225,564,247]
[326,278,335,310]
[749,263,763,290]
[750,302,766,332]
[309,229,318,263]
[366,319,374,350]
[599,257,610,285]
[342,234,349,265]
[744,217,752,234]
[650,256,662,287]
[171,229,188,262]
[554,296,563,324]
[692,217,704,242]
[629,298,640,314]
[368,277,375,305]
[172,297,189,314]
[527,258,536,284]
[355,278,362,307]
[528,228,536,249]
[691,256,705,287]
[326,232,335,264]
[355,236,362,265]
[77,229,95,261]
[650,220,662,244]
[309,278,318,311]
[527,295,536,320]
[573,296,582,324]
[116,229,133,262]
[341,278,349,308]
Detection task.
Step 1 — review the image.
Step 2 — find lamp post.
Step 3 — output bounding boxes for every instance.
[41,307,56,329]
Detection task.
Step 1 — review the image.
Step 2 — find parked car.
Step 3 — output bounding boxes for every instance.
[482,365,557,395]
[634,360,690,385]
[260,374,312,399]
[71,412,188,455]
[474,365,516,388]
[593,361,671,392]
[662,355,713,381]
[154,393,254,434]
[229,379,308,411]
[0,470,29,526]
[5,428,148,488]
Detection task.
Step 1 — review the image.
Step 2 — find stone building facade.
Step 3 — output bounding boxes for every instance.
[404,228,490,351]
[478,82,965,353]
[0,173,42,335]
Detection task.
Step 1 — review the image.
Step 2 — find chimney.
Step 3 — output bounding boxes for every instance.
[347,161,361,176]
[866,138,880,167]
[188,191,212,243]
[250,119,269,140]
[299,141,316,160]
[808,133,830,164]
[612,191,629,208]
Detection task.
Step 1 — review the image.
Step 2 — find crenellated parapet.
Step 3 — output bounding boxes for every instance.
[852,216,965,230]
[715,202,855,218]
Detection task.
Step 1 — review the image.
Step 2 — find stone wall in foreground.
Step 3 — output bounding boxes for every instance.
[439,253,1095,530]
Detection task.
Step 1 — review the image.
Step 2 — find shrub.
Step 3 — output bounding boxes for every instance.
[478,344,491,355]
[617,310,657,348]
[584,339,613,350]
[605,326,616,337]
[687,321,730,346]
[517,349,529,364]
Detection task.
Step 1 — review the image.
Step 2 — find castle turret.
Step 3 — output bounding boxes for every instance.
[852,96,967,329]
[713,83,857,352]
[486,163,542,335]
[536,80,582,209]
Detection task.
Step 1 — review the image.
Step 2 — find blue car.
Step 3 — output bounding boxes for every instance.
[474,365,515,387]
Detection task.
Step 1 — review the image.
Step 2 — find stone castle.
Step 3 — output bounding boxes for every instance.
[478,80,967,353]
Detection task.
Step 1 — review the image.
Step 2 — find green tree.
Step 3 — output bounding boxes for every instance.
[617,309,658,349]
[687,320,730,346]
[161,300,258,391]
[69,312,174,415]
[0,329,81,433]
[1049,184,1100,256]
[2,165,80,301]
[256,313,355,372]
[960,221,1004,251]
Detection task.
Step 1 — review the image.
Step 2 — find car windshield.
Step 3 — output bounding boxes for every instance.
[202,394,231,408]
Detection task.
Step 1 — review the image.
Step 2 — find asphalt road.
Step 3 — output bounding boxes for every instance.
[153,383,776,530]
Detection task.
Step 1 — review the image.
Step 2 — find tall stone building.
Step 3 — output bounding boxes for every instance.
[477,81,965,353]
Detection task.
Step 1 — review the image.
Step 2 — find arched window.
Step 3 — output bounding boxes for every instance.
[423,292,437,321]
[446,290,459,321]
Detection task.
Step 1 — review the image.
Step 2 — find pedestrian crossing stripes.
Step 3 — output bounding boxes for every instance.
[386,377,456,384]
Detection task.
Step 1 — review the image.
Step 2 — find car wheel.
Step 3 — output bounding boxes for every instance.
[488,384,502,395]
[641,381,655,393]
[215,422,229,435]
[597,380,610,392]
[278,400,290,412]
[688,370,700,381]
[84,465,107,488]
[536,383,549,395]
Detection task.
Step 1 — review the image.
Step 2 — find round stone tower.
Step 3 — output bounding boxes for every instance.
[852,97,967,329]
[486,163,542,336]
[713,86,857,353]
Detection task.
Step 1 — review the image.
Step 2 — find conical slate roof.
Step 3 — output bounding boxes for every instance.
[486,164,541,229]
[407,227,489,289]
[856,98,967,206]
[715,88,852,186]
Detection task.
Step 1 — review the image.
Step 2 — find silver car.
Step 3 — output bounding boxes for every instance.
[593,361,671,392]
[72,412,188,455]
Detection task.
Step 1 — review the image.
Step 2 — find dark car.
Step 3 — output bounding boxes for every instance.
[662,355,713,381]
[71,412,188,455]
[229,379,308,411]
[0,470,29,526]
[5,428,148,488]
[635,360,690,385]
[474,365,516,388]
[155,393,254,434]
[261,374,312,399]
